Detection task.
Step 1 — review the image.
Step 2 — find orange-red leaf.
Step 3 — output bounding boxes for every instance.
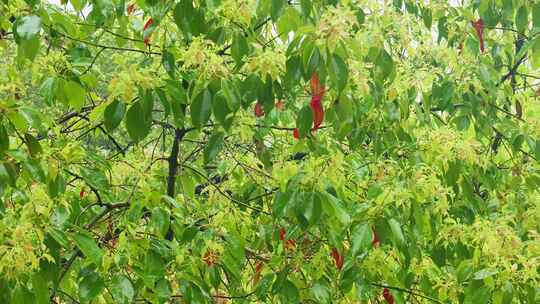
[293,128,299,139]
[309,73,325,131]
[275,100,285,111]
[143,18,154,46]
[310,73,325,98]
[127,3,136,15]
[143,18,154,31]
[253,261,264,285]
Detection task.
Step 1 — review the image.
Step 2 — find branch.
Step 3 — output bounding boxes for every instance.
[498,54,527,86]
[370,283,443,304]
[56,30,161,56]
[81,47,106,75]
[166,128,188,197]
[183,165,271,215]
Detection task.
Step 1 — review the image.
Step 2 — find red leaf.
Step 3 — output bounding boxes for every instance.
[472,19,485,53]
[293,128,299,139]
[372,226,380,248]
[310,96,324,130]
[279,228,286,241]
[330,247,344,270]
[383,288,394,304]
[79,189,85,198]
[254,102,265,117]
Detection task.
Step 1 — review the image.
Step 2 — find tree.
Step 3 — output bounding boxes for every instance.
[0,0,539,303]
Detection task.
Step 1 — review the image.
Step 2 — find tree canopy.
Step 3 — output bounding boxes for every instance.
[1,0,540,303]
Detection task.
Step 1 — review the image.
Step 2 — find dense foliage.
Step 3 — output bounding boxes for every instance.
[1,0,540,303]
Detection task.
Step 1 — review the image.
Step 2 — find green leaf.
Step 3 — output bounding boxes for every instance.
[73,232,103,266]
[39,77,57,105]
[375,49,394,81]
[16,15,41,39]
[302,192,322,226]
[80,167,109,190]
[31,272,48,304]
[422,8,432,29]
[212,93,233,130]
[12,286,35,304]
[143,250,166,286]
[516,5,528,34]
[125,101,151,142]
[231,33,249,64]
[104,100,125,131]
[221,79,241,112]
[311,280,331,303]
[279,280,300,304]
[296,105,313,138]
[204,132,225,163]
[271,0,285,21]
[156,279,172,300]
[18,36,40,62]
[0,125,9,154]
[151,207,170,238]
[328,53,348,94]
[47,228,69,249]
[64,81,86,111]
[190,89,212,128]
[473,268,498,280]
[350,224,371,256]
[79,272,105,302]
[256,275,275,299]
[110,275,135,304]
[533,3,540,28]
[356,8,365,25]
[173,1,206,39]
[71,0,87,12]
[24,133,42,157]
[162,50,176,77]
[388,218,405,245]
[320,192,350,225]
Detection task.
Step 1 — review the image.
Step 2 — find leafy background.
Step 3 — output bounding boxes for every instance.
[0,0,540,303]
